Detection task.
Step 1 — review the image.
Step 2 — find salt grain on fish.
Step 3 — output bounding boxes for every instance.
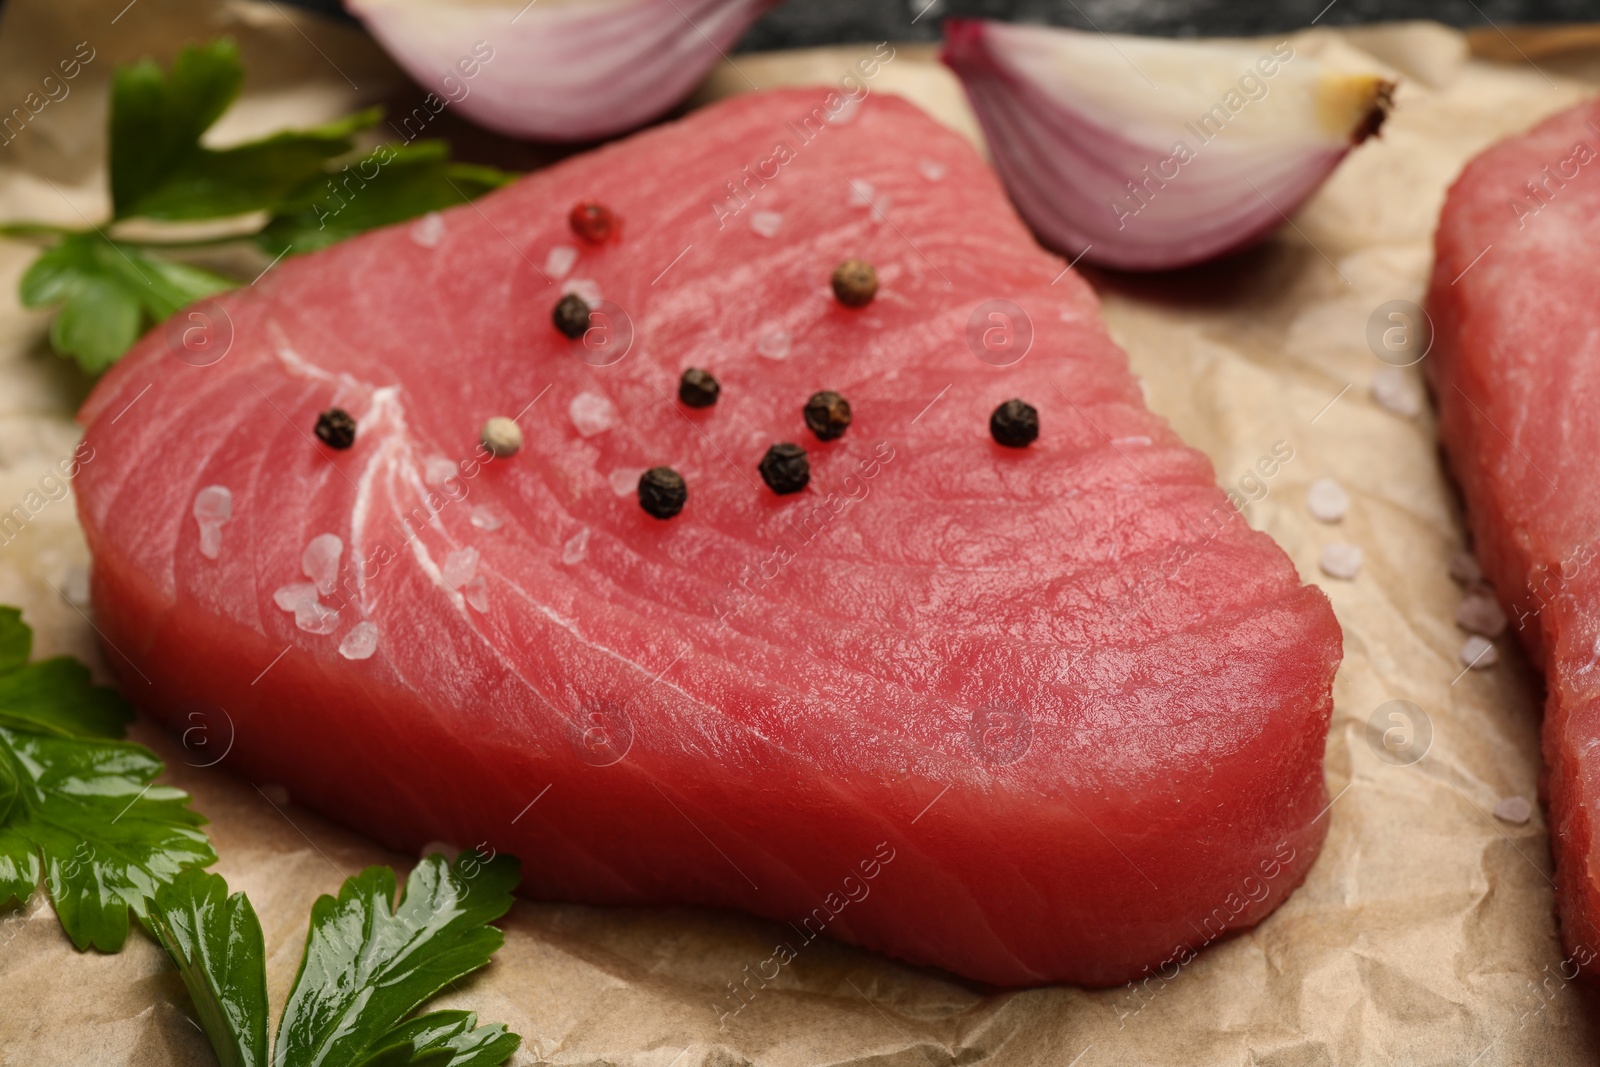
[750,211,783,238]
[302,533,343,595]
[544,244,578,279]
[192,485,232,560]
[563,528,591,564]
[568,392,618,437]
[339,621,379,661]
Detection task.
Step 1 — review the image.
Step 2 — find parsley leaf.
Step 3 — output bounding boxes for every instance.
[145,868,269,1067]
[110,40,381,222]
[0,606,215,951]
[0,608,130,739]
[277,852,521,1066]
[355,1010,521,1067]
[5,37,518,373]
[19,232,233,372]
[110,39,244,218]
[146,854,522,1067]
[257,141,516,258]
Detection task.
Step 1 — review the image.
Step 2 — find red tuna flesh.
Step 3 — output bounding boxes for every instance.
[75,88,1342,987]
[1429,99,1600,975]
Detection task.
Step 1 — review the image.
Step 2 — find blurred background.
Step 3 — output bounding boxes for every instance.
[269,0,1600,44]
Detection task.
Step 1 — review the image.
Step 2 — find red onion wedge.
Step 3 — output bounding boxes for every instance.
[941,19,1394,271]
[346,0,779,143]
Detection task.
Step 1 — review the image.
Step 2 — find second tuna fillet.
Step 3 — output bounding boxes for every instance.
[1430,99,1600,976]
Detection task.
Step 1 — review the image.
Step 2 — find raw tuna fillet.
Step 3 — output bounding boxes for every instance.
[75,88,1341,987]
[1429,100,1600,975]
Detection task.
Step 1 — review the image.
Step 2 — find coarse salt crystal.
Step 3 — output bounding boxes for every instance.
[828,93,863,125]
[301,533,343,595]
[562,527,591,565]
[463,576,489,612]
[1449,551,1483,586]
[1371,366,1423,418]
[273,582,320,612]
[1456,592,1507,637]
[339,621,379,660]
[409,212,445,248]
[470,505,503,531]
[425,456,457,485]
[443,547,479,590]
[1461,634,1498,669]
[544,244,578,279]
[562,277,602,306]
[610,468,646,496]
[1319,543,1363,580]
[1493,796,1533,824]
[756,326,792,361]
[294,598,339,635]
[1307,478,1349,523]
[568,392,617,437]
[918,158,947,182]
[193,485,232,560]
[750,211,783,238]
[194,485,231,521]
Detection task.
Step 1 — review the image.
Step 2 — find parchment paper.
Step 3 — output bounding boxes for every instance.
[1,3,1598,1064]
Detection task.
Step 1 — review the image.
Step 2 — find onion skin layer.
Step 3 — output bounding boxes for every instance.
[941,19,1393,272]
[347,0,781,143]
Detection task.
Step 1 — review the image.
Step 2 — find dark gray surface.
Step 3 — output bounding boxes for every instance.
[736,0,1600,49]
[259,0,1600,45]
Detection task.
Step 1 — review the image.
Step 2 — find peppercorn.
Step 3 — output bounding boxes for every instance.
[831,259,878,308]
[569,201,621,243]
[679,367,720,408]
[758,443,810,495]
[553,293,591,339]
[803,390,852,441]
[638,466,688,519]
[481,416,523,458]
[990,398,1039,448]
[315,408,357,450]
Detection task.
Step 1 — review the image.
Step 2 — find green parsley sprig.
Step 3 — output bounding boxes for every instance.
[0,606,215,951]
[0,598,522,1062]
[146,853,522,1067]
[3,38,516,373]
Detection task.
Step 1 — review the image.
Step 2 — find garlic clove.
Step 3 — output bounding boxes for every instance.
[345,0,780,143]
[941,20,1394,271]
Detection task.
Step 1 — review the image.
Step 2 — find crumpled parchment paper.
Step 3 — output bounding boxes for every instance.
[1,2,1598,1064]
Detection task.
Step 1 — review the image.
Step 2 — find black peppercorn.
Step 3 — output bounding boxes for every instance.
[638,467,688,519]
[804,390,852,441]
[678,367,720,408]
[315,407,357,450]
[990,398,1039,448]
[553,293,591,339]
[758,443,810,495]
[831,259,878,308]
